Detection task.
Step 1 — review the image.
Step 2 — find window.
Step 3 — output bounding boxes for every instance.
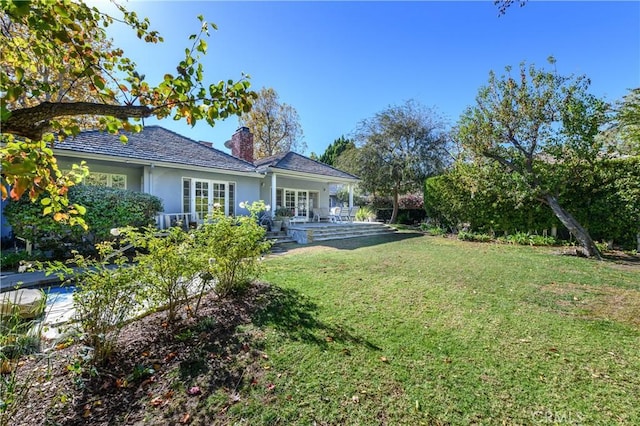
[84,172,127,189]
[182,178,236,219]
[277,188,317,218]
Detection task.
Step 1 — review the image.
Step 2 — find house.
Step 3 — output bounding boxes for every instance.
[1,126,359,235]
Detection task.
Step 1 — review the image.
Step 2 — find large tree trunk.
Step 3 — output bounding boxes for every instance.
[390,188,400,224]
[544,194,602,260]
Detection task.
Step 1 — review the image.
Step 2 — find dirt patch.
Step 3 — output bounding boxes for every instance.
[7,282,275,426]
[540,282,640,328]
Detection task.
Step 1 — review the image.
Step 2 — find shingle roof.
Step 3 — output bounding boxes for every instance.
[54,126,257,173]
[255,151,359,180]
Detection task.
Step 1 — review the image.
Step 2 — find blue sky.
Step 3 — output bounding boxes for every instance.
[108,1,640,156]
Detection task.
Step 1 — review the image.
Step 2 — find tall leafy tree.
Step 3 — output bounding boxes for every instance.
[317,136,355,166]
[457,59,608,259]
[612,88,640,155]
[342,100,449,224]
[1,0,256,225]
[239,87,305,159]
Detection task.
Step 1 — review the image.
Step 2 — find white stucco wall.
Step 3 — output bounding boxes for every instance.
[149,166,262,216]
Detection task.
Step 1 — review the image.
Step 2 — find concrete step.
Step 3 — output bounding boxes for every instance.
[287,223,396,244]
[312,228,396,242]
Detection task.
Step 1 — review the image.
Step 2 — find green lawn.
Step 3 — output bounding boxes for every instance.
[222,234,640,425]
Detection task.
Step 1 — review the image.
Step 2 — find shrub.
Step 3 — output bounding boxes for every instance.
[1,291,46,424]
[500,232,558,246]
[194,202,271,297]
[0,251,32,271]
[122,226,200,324]
[46,241,141,365]
[398,193,424,209]
[458,231,493,242]
[4,186,162,257]
[355,206,376,222]
[420,224,446,236]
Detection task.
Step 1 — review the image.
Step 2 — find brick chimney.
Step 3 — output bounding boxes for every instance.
[224,127,254,163]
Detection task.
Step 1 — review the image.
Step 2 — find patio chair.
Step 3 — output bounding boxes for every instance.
[329,206,342,222]
[339,207,351,222]
[313,207,331,222]
[348,206,359,222]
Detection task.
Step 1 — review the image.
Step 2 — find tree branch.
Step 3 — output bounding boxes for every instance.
[3,101,153,140]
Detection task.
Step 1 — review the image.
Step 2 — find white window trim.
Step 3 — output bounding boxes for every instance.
[277,187,320,218]
[65,170,127,189]
[182,177,236,219]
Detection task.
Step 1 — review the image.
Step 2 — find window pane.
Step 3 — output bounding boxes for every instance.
[182,179,191,214]
[212,183,225,213]
[285,190,295,214]
[86,172,109,187]
[195,181,209,220]
[228,183,235,216]
[110,174,126,189]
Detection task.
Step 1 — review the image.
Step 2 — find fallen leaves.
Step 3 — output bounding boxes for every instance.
[149,390,174,408]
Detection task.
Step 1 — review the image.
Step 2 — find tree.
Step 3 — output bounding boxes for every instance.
[1,0,256,225]
[317,135,355,166]
[239,87,305,159]
[494,0,527,16]
[456,59,608,259]
[612,88,640,155]
[343,100,449,224]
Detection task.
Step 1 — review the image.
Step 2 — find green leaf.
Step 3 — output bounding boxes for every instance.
[41,197,52,206]
[93,75,105,90]
[197,39,207,53]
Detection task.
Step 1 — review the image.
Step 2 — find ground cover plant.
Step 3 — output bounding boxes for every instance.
[7,233,640,425]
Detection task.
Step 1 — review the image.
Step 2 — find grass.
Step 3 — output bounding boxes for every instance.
[219,234,640,425]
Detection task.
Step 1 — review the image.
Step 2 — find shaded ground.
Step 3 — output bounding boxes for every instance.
[7,273,382,426]
[8,282,289,425]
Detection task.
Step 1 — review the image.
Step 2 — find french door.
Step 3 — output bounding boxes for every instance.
[183,178,235,220]
[279,189,318,219]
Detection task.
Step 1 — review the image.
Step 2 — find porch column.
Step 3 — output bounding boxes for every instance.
[271,173,277,218]
[143,164,154,195]
[348,184,354,208]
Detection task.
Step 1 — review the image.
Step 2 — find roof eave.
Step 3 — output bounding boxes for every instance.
[53,149,264,179]
[265,166,359,184]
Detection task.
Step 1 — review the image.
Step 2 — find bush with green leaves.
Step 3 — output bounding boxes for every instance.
[355,205,376,222]
[425,157,640,249]
[420,223,446,236]
[0,250,32,271]
[457,231,493,242]
[4,185,162,257]
[194,201,272,297]
[122,226,201,323]
[46,241,141,365]
[497,232,557,247]
[1,291,46,425]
